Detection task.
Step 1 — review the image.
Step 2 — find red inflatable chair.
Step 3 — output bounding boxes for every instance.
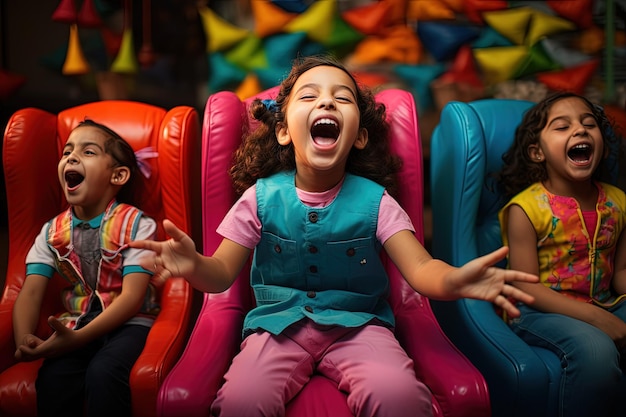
[156,87,491,417]
[0,101,202,417]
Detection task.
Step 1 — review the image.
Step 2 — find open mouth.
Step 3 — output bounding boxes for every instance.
[311,118,340,146]
[567,143,592,163]
[65,171,84,189]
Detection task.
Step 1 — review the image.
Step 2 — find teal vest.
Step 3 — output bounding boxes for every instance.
[244,171,395,336]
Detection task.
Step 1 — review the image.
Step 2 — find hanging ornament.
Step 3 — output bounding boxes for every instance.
[110,0,138,73]
[52,0,77,24]
[62,24,90,75]
[138,0,156,68]
[78,0,103,28]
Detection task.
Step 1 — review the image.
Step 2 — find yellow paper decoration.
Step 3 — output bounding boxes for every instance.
[525,9,576,46]
[483,7,576,47]
[198,6,250,52]
[483,7,533,45]
[284,0,336,44]
[473,45,529,85]
[110,27,139,74]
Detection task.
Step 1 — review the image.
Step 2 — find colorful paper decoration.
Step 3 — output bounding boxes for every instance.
[547,0,594,29]
[350,25,422,65]
[62,24,90,75]
[473,46,529,85]
[417,21,481,62]
[483,7,576,46]
[535,59,599,94]
[394,63,445,111]
[511,42,561,79]
[284,0,336,44]
[198,6,250,52]
[223,34,268,72]
[472,26,514,48]
[208,52,247,92]
[251,0,296,38]
[407,0,456,21]
[462,0,508,24]
[341,1,392,36]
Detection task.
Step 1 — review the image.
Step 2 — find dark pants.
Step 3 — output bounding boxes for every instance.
[36,324,150,417]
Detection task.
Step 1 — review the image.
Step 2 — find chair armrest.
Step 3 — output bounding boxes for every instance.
[432,298,554,416]
[0,307,15,372]
[157,274,250,417]
[391,271,490,417]
[130,277,193,417]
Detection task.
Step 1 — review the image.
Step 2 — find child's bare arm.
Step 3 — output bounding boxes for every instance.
[130,219,251,293]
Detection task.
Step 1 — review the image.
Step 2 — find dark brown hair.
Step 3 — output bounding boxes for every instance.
[75,119,140,205]
[497,91,621,200]
[229,54,402,197]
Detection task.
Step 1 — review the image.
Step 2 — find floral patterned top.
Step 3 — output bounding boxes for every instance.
[499,181,626,306]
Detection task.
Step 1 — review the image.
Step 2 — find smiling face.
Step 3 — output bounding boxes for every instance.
[276,65,368,192]
[529,96,604,196]
[58,125,129,220]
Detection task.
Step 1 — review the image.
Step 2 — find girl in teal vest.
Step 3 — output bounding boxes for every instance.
[133,55,537,417]
[13,119,158,417]
[498,92,626,417]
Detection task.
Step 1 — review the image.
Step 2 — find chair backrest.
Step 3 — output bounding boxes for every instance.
[155,87,491,417]
[0,100,202,414]
[201,87,425,307]
[430,99,534,267]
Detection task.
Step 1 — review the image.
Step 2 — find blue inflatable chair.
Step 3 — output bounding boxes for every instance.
[429,99,562,417]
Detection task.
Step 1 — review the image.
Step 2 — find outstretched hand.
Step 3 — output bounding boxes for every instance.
[452,246,538,318]
[129,219,198,285]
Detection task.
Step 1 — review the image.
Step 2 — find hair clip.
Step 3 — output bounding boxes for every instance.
[261,99,279,113]
[135,147,158,179]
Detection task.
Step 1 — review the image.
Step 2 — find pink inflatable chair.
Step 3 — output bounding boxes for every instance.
[157,87,491,417]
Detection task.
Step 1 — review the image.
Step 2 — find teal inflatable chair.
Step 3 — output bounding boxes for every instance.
[429,99,562,417]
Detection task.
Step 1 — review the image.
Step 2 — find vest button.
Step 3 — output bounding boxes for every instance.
[305,306,313,313]
[308,245,318,254]
[308,212,318,223]
[307,291,316,298]
[274,244,281,253]
[346,248,356,257]
[309,265,318,273]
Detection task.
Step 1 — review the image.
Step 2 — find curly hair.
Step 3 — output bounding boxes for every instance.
[497,91,622,201]
[229,55,402,197]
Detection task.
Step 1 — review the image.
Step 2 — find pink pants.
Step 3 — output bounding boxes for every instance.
[211,319,432,417]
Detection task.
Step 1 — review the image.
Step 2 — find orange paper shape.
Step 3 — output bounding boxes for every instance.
[351,25,422,65]
[62,24,90,75]
[535,59,599,94]
[342,1,392,36]
[407,0,455,21]
[382,0,410,25]
[251,0,296,38]
[235,73,263,100]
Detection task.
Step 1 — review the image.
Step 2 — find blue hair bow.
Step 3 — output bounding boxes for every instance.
[261,99,279,113]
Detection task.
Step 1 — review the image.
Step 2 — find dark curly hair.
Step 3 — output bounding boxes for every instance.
[229,54,402,197]
[497,91,621,201]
